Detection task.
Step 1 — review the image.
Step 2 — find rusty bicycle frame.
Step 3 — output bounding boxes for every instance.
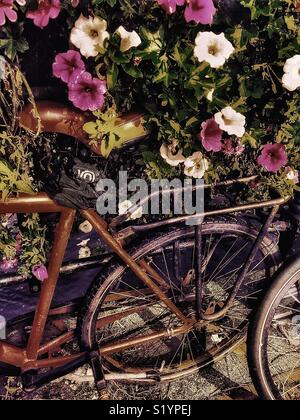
[0,183,289,375]
[0,99,291,385]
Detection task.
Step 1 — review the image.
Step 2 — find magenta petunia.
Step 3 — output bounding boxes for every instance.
[157,0,185,14]
[0,258,18,271]
[184,0,216,25]
[199,118,223,152]
[222,138,234,155]
[53,50,85,84]
[68,71,107,111]
[26,0,61,28]
[0,0,17,26]
[257,143,288,173]
[32,264,48,282]
[222,138,245,155]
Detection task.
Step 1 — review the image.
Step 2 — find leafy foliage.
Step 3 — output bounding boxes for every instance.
[0,61,47,277]
[79,0,299,196]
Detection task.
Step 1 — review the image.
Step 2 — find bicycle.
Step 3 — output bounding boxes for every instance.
[248,193,300,400]
[0,98,296,399]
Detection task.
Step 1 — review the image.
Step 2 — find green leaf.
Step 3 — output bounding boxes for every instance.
[122,63,143,78]
[83,122,99,137]
[107,63,119,88]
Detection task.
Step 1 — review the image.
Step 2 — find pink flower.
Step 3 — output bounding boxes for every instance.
[32,264,48,282]
[53,50,85,84]
[68,71,107,111]
[15,233,22,253]
[199,118,223,152]
[222,138,234,155]
[258,143,288,173]
[235,139,245,155]
[26,0,61,28]
[71,0,79,6]
[285,166,299,184]
[223,138,245,155]
[0,258,18,271]
[157,0,185,14]
[0,0,17,26]
[184,0,216,25]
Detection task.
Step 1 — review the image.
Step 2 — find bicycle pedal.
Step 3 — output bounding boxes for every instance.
[22,370,38,392]
[89,350,109,399]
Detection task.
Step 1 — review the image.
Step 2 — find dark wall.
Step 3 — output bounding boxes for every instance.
[21,15,69,98]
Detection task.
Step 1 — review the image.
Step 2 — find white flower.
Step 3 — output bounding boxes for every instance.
[282,55,300,92]
[184,152,209,179]
[78,246,91,259]
[77,239,90,247]
[16,0,26,5]
[116,26,142,52]
[118,200,143,220]
[70,14,109,58]
[206,88,215,102]
[79,220,93,234]
[214,106,246,137]
[194,32,234,69]
[286,167,299,184]
[160,142,185,167]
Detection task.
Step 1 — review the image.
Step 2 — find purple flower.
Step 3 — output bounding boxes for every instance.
[0,0,17,26]
[32,264,48,282]
[26,0,61,29]
[258,144,288,173]
[184,0,216,25]
[68,71,107,111]
[53,50,85,84]
[199,118,223,152]
[157,0,185,14]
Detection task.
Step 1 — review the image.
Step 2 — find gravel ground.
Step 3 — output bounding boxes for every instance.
[0,344,258,400]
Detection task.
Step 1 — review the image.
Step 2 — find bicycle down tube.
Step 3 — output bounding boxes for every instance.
[0,194,190,372]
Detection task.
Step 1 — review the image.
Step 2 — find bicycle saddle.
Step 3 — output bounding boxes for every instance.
[19,100,148,156]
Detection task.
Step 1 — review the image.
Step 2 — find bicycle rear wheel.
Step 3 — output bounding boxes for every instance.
[80,217,280,383]
[248,258,300,400]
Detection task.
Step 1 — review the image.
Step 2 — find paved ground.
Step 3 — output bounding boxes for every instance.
[0,343,258,400]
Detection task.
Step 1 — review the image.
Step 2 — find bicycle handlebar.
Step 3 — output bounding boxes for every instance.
[19,100,148,156]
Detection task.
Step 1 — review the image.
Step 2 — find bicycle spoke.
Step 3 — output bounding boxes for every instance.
[90,222,277,378]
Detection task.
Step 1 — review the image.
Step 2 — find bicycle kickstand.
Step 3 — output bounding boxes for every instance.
[89,350,110,400]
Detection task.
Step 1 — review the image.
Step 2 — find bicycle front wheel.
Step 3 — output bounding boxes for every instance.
[80,217,280,383]
[248,258,300,400]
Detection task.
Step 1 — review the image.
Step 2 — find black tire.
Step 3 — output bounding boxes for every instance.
[248,257,300,400]
[80,216,281,383]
